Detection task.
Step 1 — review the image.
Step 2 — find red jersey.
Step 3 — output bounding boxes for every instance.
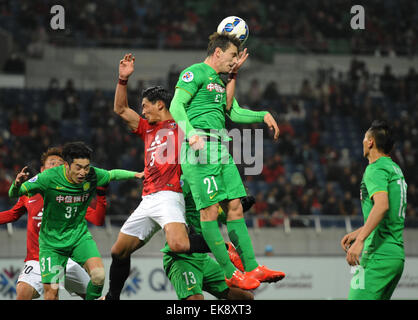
[0,193,107,262]
[133,117,182,196]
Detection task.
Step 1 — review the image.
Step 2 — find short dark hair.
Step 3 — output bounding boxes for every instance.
[207,32,241,56]
[62,141,93,165]
[40,146,63,166]
[141,86,172,109]
[367,120,395,154]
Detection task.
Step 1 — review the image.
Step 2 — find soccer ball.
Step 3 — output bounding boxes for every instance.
[217,16,249,43]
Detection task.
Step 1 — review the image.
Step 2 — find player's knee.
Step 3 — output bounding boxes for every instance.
[90,267,105,286]
[111,244,130,260]
[200,204,220,221]
[226,199,244,219]
[167,238,189,253]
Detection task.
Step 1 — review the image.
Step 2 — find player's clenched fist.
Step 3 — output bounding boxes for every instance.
[119,53,135,80]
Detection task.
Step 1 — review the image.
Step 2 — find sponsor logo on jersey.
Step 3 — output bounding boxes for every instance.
[182,71,194,82]
[56,193,90,204]
[206,83,225,93]
[28,175,38,183]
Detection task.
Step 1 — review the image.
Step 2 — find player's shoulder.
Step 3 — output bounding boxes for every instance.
[365,157,392,176]
[88,166,101,176]
[179,63,207,81]
[88,166,109,179]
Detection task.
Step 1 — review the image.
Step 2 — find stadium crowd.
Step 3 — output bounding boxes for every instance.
[0,0,417,61]
[0,58,417,228]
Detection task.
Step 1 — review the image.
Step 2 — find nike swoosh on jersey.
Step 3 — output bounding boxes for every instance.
[187,285,196,291]
[28,199,37,203]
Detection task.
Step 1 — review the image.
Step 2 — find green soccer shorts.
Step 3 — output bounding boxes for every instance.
[163,253,229,300]
[39,232,101,284]
[348,257,404,300]
[180,141,247,211]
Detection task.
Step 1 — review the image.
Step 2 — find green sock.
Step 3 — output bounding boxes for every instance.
[85,281,104,300]
[201,220,237,278]
[227,218,259,272]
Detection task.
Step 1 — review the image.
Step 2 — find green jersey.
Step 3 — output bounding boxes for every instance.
[171,62,267,141]
[360,156,406,260]
[176,62,227,131]
[10,165,136,249]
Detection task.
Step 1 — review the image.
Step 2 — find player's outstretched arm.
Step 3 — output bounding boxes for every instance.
[227,98,280,140]
[0,198,27,224]
[114,53,141,131]
[94,167,144,187]
[108,169,144,182]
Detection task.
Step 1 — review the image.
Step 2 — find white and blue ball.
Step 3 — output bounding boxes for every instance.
[217,16,249,44]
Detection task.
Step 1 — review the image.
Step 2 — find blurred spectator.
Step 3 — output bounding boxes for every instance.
[380,65,397,100]
[45,97,64,126]
[322,195,339,215]
[299,79,315,100]
[254,192,268,215]
[2,53,25,74]
[0,168,11,198]
[10,112,30,137]
[247,78,263,106]
[263,81,280,103]
[339,191,358,216]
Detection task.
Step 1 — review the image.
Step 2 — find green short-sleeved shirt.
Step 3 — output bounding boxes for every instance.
[19,165,111,249]
[176,63,227,131]
[360,157,406,260]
